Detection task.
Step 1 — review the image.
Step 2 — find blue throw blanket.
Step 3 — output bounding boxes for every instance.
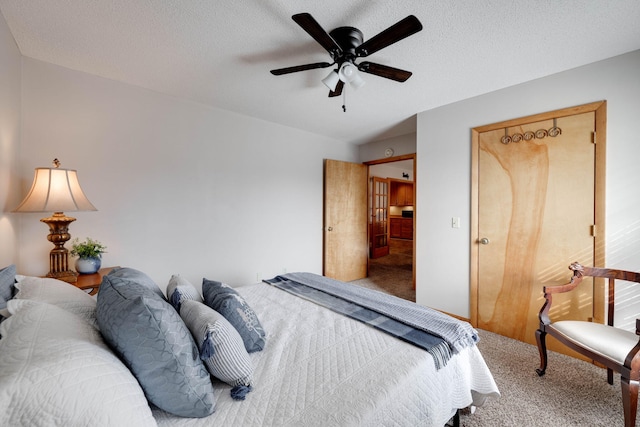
[264,272,478,369]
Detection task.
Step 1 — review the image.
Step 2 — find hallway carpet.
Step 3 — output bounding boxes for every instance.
[350,238,415,302]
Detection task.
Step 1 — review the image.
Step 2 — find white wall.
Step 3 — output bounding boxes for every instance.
[359,132,416,163]
[416,50,640,321]
[369,163,413,181]
[0,12,21,268]
[16,58,358,288]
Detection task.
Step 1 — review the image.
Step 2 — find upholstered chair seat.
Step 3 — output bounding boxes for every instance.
[550,321,637,365]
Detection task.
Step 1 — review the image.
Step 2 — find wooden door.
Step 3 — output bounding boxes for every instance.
[323,159,368,281]
[370,177,390,258]
[473,105,605,352]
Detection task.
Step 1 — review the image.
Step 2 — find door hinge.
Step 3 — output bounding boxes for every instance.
[591,224,597,237]
[592,132,596,144]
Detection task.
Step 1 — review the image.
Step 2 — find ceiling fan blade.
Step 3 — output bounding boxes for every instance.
[292,13,342,56]
[357,62,412,82]
[329,80,344,97]
[355,15,423,57]
[270,62,332,75]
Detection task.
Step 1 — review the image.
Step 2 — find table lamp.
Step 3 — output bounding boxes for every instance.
[14,158,97,283]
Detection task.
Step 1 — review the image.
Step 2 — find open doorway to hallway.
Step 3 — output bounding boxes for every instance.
[350,156,415,302]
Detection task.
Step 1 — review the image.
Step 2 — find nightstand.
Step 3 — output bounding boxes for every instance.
[74,267,118,295]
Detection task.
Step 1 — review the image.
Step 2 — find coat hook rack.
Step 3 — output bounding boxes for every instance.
[500,118,562,145]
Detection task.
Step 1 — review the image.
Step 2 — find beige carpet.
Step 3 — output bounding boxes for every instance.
[460,329,625,426]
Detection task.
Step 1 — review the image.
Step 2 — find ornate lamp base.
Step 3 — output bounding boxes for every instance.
[41,212,78,284]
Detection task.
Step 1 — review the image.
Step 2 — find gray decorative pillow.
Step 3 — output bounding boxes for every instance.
[167,274,203,312]
[180,300,254,400]
[202,279,266,353]
[0,265,17,319]
[106,267,165,299]
[97,273,215,417]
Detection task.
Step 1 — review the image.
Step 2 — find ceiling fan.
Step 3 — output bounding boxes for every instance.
[270,13,423,98]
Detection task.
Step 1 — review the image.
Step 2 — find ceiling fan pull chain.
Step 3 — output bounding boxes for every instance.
[342,87,347,112]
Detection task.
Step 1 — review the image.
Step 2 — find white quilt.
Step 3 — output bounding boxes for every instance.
[152,282,499,426]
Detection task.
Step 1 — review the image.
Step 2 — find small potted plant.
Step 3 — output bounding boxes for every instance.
[70,237,107,274]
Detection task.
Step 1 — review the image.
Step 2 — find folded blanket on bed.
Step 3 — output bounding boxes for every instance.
[265,272,478,369]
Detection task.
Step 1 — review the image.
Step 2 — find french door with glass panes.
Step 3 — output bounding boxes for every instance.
[370,176,389,259]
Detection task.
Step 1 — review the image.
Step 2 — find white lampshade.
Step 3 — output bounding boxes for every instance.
[14,167,97,213]
[338,62,365,90]
[348,71,365,90]
[322,69,340,91]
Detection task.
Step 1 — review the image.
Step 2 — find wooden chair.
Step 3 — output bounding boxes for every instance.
[535,262,640,427]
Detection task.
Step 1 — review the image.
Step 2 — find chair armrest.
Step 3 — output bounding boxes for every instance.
[543,280,582,295]
[539,262,585,325]
[544,262,585,294]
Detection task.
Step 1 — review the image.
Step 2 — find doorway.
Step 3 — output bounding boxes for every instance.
[470,101,606,355]
[350,154,416,301]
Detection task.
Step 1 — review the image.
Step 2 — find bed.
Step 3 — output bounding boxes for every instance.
[0,265,499,426]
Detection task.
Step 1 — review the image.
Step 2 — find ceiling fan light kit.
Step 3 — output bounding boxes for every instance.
[322,69,340,91]
[338,62,365,90]
[271,12,423,110]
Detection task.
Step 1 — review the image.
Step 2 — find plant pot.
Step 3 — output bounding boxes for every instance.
[75,256,102,275]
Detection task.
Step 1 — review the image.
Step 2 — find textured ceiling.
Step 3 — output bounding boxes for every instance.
[2,0,639,144]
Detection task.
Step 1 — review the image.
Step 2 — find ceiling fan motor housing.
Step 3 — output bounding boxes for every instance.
[329,27,363,63]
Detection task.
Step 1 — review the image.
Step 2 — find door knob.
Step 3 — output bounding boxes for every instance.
[327,226,333,232]
[479,237,490,245]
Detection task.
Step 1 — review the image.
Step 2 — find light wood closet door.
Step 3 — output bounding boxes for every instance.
[477,111,596,349]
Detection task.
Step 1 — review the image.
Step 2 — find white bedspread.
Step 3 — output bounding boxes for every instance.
[152,282,499,426]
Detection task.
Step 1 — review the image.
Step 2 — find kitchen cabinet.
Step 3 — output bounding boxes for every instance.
[390,217,413,240]
[389,180,414,206]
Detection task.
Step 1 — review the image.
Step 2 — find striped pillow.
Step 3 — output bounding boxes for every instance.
[179,300,254,400]
[166,275,203,312]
